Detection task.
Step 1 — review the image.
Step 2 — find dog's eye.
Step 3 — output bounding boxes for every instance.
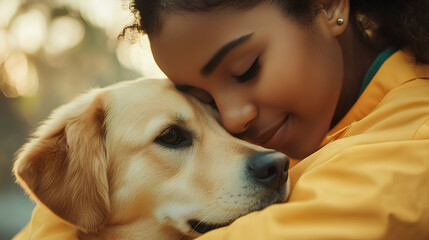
[156,126,192,148]
[159,127,180,144]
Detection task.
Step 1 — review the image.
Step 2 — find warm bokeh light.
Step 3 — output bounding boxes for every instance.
[55,0,134,38]
[116,35,166,79]
[0,29,10,63]
[44,16,85,55]
[0,0,22,28]
[2,51,39,98]
[1,0,165,98]
[9,6,48,54]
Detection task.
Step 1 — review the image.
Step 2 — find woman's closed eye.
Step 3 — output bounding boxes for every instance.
[234,57,260,83]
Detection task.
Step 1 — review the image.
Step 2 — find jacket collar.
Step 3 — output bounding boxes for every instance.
[321,50,429,146]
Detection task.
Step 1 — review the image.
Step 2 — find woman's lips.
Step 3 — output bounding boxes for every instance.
[251,116,286,144]
[260,114,291,150]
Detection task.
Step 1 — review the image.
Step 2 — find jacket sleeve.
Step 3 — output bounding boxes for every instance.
[13,204,78,240]
[196,136,429,240]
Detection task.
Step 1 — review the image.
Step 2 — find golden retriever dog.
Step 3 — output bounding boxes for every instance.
[13,78,290,240]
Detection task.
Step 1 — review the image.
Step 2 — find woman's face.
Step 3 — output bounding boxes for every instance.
[150,3,344,159]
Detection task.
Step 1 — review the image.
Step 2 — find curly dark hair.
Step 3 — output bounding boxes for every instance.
[121,0,429,64]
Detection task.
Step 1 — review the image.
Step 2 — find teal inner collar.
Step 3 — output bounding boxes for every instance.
[359,48,397,96]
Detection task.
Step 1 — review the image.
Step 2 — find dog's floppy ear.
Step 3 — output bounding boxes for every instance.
[13,92,109,233]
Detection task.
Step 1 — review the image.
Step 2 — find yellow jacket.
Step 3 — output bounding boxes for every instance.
[14,51,429,240]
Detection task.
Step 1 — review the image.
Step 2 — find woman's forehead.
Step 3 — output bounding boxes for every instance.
[149,3,282,79]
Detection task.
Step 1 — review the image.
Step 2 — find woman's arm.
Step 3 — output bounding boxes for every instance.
[196,135,429,240]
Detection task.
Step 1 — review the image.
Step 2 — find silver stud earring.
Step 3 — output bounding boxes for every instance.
[336,18,344,25]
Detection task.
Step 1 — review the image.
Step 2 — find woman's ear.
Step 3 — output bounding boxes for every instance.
[319,0,350,37]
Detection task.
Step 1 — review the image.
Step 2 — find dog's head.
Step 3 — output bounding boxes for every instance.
[14,78,289,239]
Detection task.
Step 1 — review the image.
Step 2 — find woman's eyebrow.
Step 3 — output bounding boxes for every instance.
[200,32,254,76]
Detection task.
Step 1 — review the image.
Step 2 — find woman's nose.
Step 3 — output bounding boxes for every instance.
[217,100,257,134]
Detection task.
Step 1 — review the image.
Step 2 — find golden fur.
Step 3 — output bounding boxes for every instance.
[14,78,289,240]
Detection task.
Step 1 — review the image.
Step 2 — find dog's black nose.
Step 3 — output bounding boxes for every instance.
[247,151,289,190]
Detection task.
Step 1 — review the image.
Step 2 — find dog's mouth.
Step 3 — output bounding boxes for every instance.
[187,183,288,234]
[187,219,233,234]
[187,198,284,234]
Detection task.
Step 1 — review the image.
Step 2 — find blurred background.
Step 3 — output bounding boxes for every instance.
[0,0,165,238]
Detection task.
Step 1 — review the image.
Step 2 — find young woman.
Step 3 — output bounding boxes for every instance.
[14,0,429,239]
